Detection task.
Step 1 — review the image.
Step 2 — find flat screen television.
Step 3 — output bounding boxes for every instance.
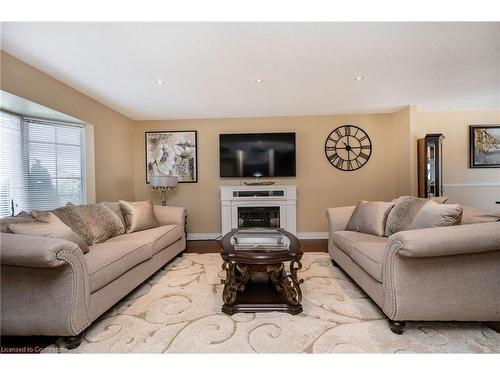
[219,133,296,178]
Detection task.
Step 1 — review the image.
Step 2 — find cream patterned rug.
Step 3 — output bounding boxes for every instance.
[47,252,500,353]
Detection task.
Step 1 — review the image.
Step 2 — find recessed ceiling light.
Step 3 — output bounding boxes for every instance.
[156,80,165,85]
[255,78,263,83]
[354,76,365,81]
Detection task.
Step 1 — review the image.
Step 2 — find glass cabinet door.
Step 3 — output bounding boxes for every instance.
[426,139,436,197]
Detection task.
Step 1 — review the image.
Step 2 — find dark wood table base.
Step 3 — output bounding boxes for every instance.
[221,261,303,315]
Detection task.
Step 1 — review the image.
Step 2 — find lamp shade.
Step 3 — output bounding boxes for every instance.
[149,175,178,189]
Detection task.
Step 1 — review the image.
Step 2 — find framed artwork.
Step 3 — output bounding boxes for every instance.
[470,125,500,168]
[145,130,198,183]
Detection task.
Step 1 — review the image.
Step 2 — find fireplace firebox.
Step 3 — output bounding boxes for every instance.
[237,206,280,228]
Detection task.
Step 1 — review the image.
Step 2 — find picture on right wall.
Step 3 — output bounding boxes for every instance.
[469,125,500,168]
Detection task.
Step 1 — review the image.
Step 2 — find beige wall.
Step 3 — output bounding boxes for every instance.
[393,106,412,196]
[134,114,399,234]
[415,110,500,210]
[3,49,497,227]
[0,50,136,202]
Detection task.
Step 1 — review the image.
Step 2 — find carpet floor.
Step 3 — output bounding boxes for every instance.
[47,252,500,353]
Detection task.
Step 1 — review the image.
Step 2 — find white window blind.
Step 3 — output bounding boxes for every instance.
[0,112,24,217]
[23,118,85,211]
[0,110,86,217]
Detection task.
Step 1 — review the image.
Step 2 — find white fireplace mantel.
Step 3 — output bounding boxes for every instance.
[220,185,297,235]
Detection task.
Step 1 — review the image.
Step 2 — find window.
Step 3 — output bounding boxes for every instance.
[0,111,86,217]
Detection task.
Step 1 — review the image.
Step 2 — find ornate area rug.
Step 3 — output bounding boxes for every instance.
[47,252,500,353]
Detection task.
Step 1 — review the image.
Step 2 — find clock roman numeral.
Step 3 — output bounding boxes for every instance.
[327,152,339,162]
[344,126,351,136]
[352,159,361,169]
[359,135,368,142]
[346,160,353,170]
[325,146,337,151]
[359,152,370,160]
[361,145,371,149]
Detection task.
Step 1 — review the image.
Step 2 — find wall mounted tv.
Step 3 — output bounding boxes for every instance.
[219,132,296,178]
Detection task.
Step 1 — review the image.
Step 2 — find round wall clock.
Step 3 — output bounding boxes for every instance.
[324,125,372,171]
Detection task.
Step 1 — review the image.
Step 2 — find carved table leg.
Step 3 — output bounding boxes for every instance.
[221,261,249,306]
[271,260,304,305]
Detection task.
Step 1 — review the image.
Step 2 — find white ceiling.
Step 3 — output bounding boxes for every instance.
[1,22,499,120]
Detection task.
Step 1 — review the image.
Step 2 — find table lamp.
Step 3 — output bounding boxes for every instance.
[149,175,178,206]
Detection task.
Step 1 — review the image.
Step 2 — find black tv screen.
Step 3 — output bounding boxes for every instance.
[219,133,296,178]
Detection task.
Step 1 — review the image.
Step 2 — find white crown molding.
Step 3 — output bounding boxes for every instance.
[187,232,329,241]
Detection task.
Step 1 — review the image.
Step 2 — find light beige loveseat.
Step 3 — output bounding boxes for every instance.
[326,205,500,334]
[0,204,186,348]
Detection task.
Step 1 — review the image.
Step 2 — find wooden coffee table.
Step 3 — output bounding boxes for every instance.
[219,227,303,315]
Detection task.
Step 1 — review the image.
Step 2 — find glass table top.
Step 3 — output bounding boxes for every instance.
[230,228,291,251]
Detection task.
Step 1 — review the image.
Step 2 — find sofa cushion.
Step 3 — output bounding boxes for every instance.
[332,231,388,282]
[408,201,463,230]
[119,199,158,233]
[106,224,182,255]
[85,240,153,292]
[346,201,395,236]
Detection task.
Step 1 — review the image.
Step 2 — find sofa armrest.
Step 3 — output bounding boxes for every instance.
[326,206,355,233]
[388,222,500,258]
[154,205,187,231]
[0,232,83,268]
[0,232,91,336]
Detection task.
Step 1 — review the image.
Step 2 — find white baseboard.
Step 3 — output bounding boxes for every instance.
[187,233,222,240]
[187,232,329,240]
[297,232,329,240]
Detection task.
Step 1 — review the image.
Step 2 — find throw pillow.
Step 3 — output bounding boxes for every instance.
[346,201,395,236]
[67,202,125,244]
[408,201,463,230]
[0,211,35,233]
[460,206,500,224]
[101,201,127,228]
[9,211,89,254]
[385,196,448,236]
[51,204,94,245]
[119,199,158,233]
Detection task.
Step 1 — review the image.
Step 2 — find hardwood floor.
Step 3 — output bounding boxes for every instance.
[186,239,328,253]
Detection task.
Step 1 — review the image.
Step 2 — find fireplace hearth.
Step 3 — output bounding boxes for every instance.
[238,206,280,228]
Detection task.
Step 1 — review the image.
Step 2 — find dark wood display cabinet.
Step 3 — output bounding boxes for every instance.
[418,133,445,198]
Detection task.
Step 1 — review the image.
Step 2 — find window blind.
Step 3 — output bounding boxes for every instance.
[0,112,24,216]
[0,110,86,217]
[23,118,85,211]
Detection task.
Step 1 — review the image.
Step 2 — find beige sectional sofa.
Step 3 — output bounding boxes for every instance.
[0,204,186,348]
[326,204,500,334]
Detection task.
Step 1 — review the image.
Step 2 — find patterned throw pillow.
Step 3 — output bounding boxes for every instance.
[385,196,448,236]
[119,199,158,233]
[67,202,125,244]
[9,211,89,254]
[51,204,94,245]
